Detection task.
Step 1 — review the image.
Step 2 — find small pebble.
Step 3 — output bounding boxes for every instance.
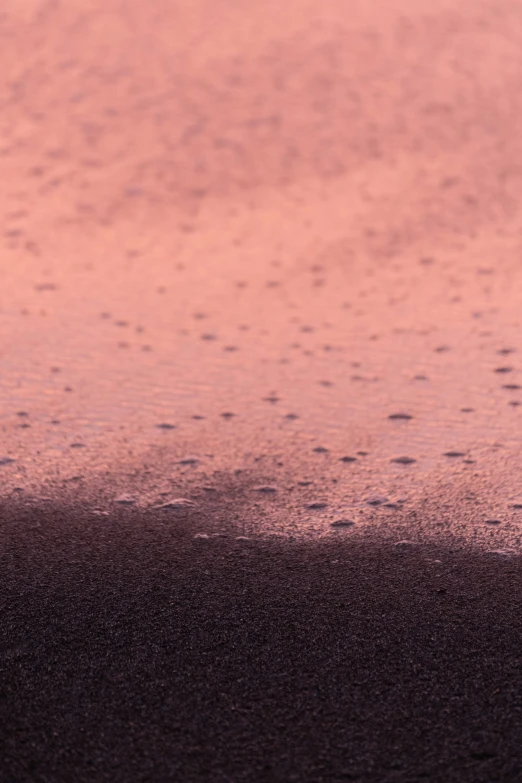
[391,456,417,465]
[307,502,328,510]
[394,540,417,551]
[115,495,136,505]
[331,519,354,528]
[366,496,389,506]
[153,498,197,510]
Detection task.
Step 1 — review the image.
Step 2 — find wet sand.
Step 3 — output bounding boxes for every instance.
[2,0,522,779]
[3,501,522,782]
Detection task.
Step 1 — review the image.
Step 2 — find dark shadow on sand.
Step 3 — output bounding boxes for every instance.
[2,502,522,782]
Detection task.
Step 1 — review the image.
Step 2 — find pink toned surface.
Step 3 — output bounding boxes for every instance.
[1,0,522,547]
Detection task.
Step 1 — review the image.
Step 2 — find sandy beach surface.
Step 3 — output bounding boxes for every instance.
[2,0,522,780]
